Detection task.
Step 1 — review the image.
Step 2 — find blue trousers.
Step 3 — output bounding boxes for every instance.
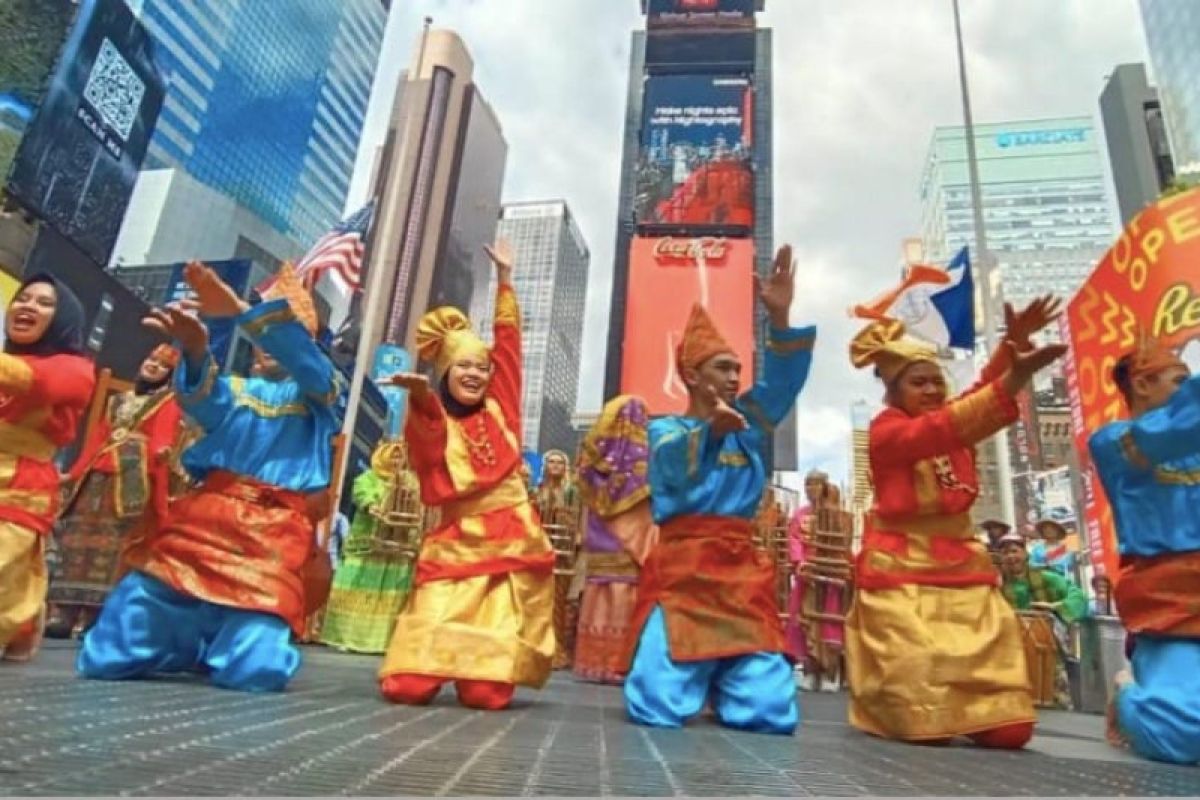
[77,572,301,692]
[624,606,799,734]
[1116,635,1200,765]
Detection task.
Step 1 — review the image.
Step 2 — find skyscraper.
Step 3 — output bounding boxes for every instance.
[920,117,1116,311]
[1139,0,1200,178]
[1100,63,1175,224]
[920,117,1116,527]
[363,29,507,354]
[604,1,797,469]
[495,201,591,454]
[133,0,387,246]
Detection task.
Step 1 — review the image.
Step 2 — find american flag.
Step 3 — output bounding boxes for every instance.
[259,200,376,293]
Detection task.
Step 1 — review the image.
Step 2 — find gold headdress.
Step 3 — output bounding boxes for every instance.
[415,307,489,381]
[849,319,938,384]
[261,262,318,336]
[371,439,408,477]
[676,303,736,373]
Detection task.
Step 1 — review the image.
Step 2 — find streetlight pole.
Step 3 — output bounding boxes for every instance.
[952,0,1016,524]
[335,16,434,502]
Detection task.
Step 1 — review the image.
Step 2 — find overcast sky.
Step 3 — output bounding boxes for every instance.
[346,0,1149,486]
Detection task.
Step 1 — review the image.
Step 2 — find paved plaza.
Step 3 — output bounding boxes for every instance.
[1,642,1197,796]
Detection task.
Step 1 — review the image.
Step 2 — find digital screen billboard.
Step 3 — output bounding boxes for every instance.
[646,0,757,28]
[0,0,75,184]
[636,74,753,229]
[6,0,164,267]
[620,236,755,415]
[1060,187,1200,580]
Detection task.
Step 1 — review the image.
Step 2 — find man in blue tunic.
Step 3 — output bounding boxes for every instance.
[622,245,816,734]
[1089,333,1200,764]
[79,262,343,692]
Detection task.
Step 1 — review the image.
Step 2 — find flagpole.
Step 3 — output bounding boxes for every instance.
[953,0,1016,525]
[334,16,434,505]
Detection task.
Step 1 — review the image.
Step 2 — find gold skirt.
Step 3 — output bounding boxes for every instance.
[0,522,46,651]
[379,570,555,688]
[846,583,1036,740]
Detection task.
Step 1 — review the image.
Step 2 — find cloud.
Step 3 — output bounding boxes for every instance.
[352,0,1147,483]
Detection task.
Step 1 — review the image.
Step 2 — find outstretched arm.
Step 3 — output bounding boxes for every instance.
[241,299,343,407]
[1089,374,1200,470]
[485,240,523,436]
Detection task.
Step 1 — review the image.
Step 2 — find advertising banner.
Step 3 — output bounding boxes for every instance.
[6,0,164,266]
[371,344,410,440]
[1061,187,1200,579]
[646,0,757,28]
[165,260,253,368]
[636,74,753,229]
[620,236,755,415]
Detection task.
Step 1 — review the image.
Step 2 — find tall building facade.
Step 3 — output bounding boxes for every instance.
[1100,63,1175,224]
[363,29,507,354]
[920,117,1116,312]
[604,1,797,469]
[133,0,387,247]
[1139,0,1200,178]
[920,117,1116,527]
[495,201,591,454]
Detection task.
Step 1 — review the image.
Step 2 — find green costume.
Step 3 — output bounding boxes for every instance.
[320,452,421,654]
[1002,567,1089,623]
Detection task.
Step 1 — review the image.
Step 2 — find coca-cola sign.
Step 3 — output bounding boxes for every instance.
[652,237,730,265]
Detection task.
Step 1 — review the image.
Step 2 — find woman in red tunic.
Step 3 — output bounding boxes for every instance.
[0,275,95,662]
[380,241,555,710]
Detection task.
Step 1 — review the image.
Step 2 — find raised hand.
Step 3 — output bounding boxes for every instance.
[1002,342,1068,397]
[184,260,249,318]
[754,244,795,328]
[484,238,514,285]
[142,304,208,362]
[389,371,431,400]
[1004,295,1063,350]
[704,384,747,438]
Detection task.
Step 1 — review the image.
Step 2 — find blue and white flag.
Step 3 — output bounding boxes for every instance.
[885,246,975,350]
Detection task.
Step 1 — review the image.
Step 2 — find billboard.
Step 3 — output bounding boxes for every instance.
[6,0,164,267]
[164,260,253,368]
[1061,187,1200,579]
[646,0,757,28]
[620,236,755,415]
[636,74,753,229]
[0,0,76,183]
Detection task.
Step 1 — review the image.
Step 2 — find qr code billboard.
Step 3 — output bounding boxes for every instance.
[83,38,145,141]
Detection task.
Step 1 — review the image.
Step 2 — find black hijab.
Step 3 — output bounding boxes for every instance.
[4,274,87,357]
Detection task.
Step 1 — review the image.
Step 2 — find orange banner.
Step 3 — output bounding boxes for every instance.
[620,236,755,415]
[1061,188,1200,579]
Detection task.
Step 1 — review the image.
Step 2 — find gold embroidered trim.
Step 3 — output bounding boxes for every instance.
[229,376,308,418]
[242,305,296,337]
[718,452,749,468]
[0,421,56,461]
[494,287,521,328]
[687,427,702,478]
[740,396,774,433]
[1154,464,1200,485]
[180,357,220,407]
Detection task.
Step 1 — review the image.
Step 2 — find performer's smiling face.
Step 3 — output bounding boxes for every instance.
[447,356,491,406]
[688,351,741,404]
[1000,541,1028,577]
[139,352,173,383]
[251,347,286,380]
[889,361,947,415]
[6,281,56,345]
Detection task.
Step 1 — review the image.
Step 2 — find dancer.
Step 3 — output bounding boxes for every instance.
[48,344,184,639]
[573,396,658,684]
[78,262,341,692]
[536,448,581,669]
[844,295,1065,747]
[785,470,846,681]
[0,275,94,663]
[320,440,423,654]
[623,245,815,735]
[380,240,555,710]
[1091,334,1200,764]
